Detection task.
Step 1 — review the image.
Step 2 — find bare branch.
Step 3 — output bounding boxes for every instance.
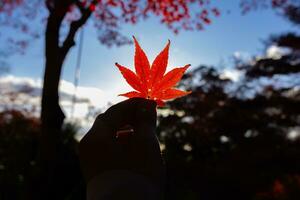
[45,0,55,13]
[60,0,100,59]
[60,11,90,59]
[74,0,85,14]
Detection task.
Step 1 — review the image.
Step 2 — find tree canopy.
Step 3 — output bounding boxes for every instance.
[157,10,300,199]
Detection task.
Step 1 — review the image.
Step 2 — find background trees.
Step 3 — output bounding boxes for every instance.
[158,3,300,199]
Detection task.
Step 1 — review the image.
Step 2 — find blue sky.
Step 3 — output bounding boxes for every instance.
[2,0,299,114]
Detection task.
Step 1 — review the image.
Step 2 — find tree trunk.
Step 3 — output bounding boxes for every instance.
[32,1,95,198]
[23,1,98,198]
[36,12,67,199]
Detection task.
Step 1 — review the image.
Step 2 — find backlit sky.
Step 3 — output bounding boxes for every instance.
[2,0,299,119]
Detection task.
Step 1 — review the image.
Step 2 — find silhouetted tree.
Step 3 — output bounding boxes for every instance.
[158,3,300,199]
[158,48,300,200]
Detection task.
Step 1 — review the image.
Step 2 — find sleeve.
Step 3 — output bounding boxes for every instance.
[87,170,162,200]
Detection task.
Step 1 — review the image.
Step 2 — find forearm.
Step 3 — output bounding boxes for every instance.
[87,170,163,200]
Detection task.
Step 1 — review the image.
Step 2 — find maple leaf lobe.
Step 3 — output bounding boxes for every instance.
[153,64,190,93]
[119,91,144,98]
[150,40,170,87]
[133,36,150,89]
[115,62,143,93]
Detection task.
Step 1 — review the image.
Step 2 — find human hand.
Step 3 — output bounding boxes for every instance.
[79,98,165,188]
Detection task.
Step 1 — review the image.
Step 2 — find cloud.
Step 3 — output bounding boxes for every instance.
[0,75,106,118]
[59,79,104,106]
[233,51,251,61]
[266,45,291,59]
[220,69,243,82]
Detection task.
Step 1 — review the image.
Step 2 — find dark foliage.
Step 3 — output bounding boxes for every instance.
[0,110,85,200]
[284,4,300,26]
[157,30,300,200]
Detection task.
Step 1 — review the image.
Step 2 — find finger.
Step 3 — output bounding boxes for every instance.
[103,98,157,133]
[125,100,164,184]
[102,100,134,131]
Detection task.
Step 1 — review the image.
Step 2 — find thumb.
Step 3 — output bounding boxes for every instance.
[133,99,157,130]
[127,100,164,185]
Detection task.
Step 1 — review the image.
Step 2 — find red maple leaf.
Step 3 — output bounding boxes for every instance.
[116,36,191,106]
